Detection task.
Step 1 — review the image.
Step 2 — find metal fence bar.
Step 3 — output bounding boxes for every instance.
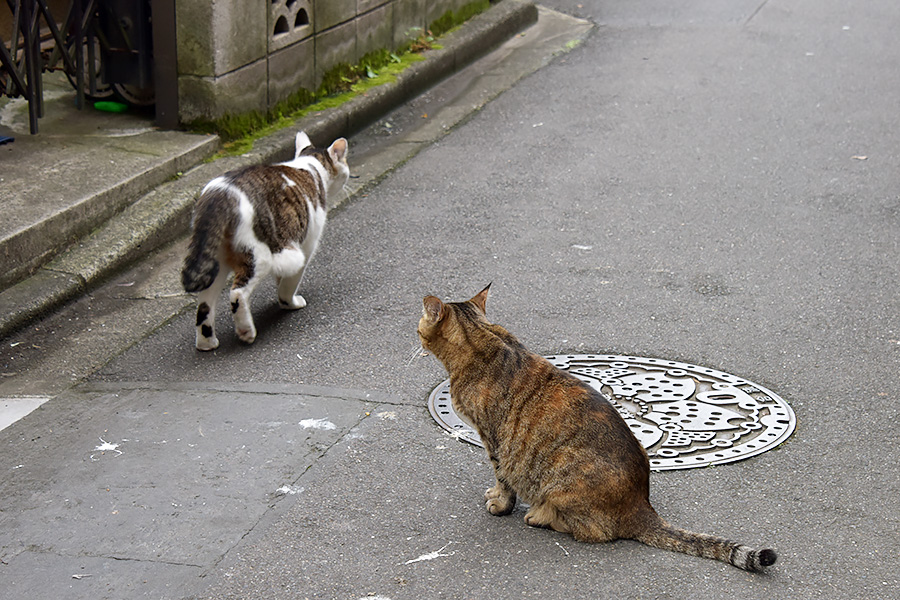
[150,0,175,128]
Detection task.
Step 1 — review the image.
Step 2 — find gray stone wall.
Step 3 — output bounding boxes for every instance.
[176,0,474,123]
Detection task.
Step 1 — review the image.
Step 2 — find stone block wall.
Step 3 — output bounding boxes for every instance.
[176,0,474,123]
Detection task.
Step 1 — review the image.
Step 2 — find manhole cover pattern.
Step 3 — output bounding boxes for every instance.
[428,354,795,470]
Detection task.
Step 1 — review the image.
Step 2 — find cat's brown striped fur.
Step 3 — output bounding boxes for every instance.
[418,285,777,572]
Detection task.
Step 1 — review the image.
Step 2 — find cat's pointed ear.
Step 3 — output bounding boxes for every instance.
[295,131,313,158]
[328,138,348,163]
[422,296,444,324]
[470,283,491,314]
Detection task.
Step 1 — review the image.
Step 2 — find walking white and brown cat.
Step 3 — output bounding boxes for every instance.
[181,132,349,350]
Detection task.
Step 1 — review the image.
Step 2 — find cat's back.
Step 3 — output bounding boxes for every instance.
[432,298,645,473]
[561,371,649,467]
[508,358,646,454]
[216,164,323,211]
[446,312,641,456]
[497,361,650,498]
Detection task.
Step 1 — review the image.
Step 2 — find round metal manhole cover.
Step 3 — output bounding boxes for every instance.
[427,354,795,470]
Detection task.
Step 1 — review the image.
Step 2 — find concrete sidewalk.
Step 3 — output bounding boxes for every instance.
[0,381,406,599]
[0,0,542,341]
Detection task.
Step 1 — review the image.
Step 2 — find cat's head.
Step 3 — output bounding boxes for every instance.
[294,131,351,197]
[418,284,492,360]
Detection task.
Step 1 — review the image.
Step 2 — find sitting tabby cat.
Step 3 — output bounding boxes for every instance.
[417,285,777,572]
[181,132,349,350]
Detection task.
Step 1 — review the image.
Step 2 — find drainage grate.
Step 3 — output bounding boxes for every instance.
[427,354,795,470]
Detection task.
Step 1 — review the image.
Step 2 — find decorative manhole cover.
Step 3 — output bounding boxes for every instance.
[427,354,795,470]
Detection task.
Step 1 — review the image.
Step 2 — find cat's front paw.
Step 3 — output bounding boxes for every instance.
[236,325,257,344]
[279,294,307,310]
[484,486,516,516]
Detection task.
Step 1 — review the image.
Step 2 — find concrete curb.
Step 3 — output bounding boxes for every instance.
[0,0,538,340]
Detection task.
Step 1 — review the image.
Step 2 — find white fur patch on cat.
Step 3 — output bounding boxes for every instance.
[200,175,229,196]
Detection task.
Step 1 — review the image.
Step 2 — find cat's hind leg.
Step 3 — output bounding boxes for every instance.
[273,246,310,309]
[524,501,572,534]
[524,494,617,541]
[193,266,229,351]
[229,250,263,344]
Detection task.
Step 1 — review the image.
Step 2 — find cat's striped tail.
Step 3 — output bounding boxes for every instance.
[181,184,236,293]
[634,511,777,572]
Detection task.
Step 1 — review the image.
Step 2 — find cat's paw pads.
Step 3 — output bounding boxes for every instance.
[236,326,257,344]
[279,294,307,310]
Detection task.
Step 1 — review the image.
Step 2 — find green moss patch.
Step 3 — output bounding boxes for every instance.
[192,0,492,158]
[430,0,491,37]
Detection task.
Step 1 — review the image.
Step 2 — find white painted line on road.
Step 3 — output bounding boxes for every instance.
[0,396,50,432]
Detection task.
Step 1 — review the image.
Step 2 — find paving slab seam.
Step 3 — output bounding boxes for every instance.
[0,0,540,342]
[187,400,388,578]
[200,400,406,573]
[18,549,207,570]
[74,380,407,405]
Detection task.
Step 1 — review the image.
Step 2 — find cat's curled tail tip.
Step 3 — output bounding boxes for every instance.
[756,548,777,568]
[742,547,777,571]
[182,280,204,294]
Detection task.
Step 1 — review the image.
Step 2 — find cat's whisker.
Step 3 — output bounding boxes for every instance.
[405,343,427,367]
